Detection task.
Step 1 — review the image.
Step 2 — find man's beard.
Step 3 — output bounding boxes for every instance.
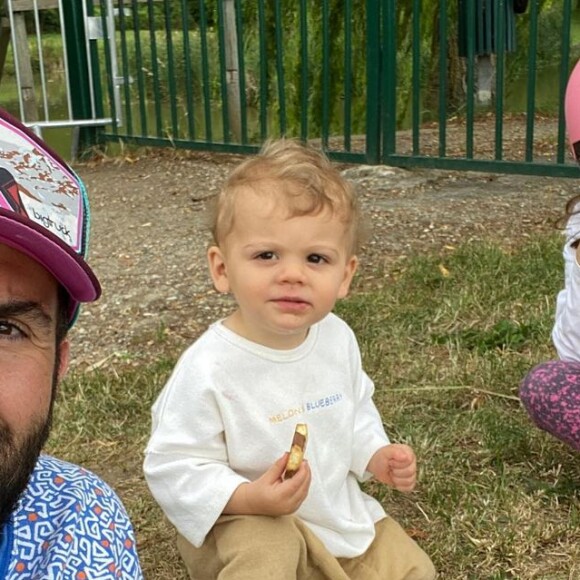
[0,358,58,526]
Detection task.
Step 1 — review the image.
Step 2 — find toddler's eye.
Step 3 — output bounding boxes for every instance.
[256,251,276,260]
[307,254,327,264]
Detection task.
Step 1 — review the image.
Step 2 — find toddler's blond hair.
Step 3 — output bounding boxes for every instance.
[209,139,364,255]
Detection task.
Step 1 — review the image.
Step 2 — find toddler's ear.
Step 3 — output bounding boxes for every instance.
[337,256,358,299]
[207,246,230,293]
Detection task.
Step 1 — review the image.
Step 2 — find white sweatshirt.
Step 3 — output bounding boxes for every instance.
[552,204,580,361]
[144,313,390,558]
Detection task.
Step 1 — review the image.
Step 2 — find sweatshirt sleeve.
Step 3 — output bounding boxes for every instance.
[143,356,248,548]
[552,208,580,362]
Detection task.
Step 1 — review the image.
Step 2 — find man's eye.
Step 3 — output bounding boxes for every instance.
[0,321,26,340]
[307,254,327,264]
[256,251,276,260]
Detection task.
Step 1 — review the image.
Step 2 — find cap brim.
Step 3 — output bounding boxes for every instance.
[0,209,101,317]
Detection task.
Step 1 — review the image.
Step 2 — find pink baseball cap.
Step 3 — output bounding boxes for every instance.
[0,108,101,327]
[565,59,580,163]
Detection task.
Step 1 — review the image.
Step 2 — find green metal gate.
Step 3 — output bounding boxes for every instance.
[78,0,580,176]
[377,0,580,177]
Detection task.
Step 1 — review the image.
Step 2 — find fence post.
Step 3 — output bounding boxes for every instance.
[366,0,381,164]
[382,0,397,159]
[61,1,98,156]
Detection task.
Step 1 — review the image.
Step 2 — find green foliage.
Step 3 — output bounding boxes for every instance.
[509,3,580,77]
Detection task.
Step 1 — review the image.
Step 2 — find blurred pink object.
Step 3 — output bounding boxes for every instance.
[565,59,580,161]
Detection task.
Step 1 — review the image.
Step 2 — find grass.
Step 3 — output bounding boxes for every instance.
[47,233,579,579]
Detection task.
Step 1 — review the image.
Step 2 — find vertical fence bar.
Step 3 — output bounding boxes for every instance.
[465,0,475,159]
[365,0,381,163]
[163,0,179,140]
[273,1,287,136]
[58,0,74,121]
[438,0,447,157]
[411,0,421,155]
[321,0,330,148]
[86,0,106,128]
[234,0,248,144]
[180,0,196,140]
[299,0,309,141]
[343,0,352,151]
[382,0,397,158]
[130,0,147,136]
[146,0,163,137]
[198,0,213,142]
[98,0,117,137]
[524,0,539,163]
[494,0,506,161]
[105,0,122,128]
[257,0,268,141]
[117,0,133,136]
[217,0,231,141]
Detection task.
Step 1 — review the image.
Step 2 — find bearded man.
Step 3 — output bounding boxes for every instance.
[0,109,142,578]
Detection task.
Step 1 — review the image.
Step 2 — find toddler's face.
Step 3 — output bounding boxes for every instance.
[208,189,357,349]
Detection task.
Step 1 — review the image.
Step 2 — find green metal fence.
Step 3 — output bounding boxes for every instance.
[377,0,580,177]
[81,0,580,176]
[85,0,371,162]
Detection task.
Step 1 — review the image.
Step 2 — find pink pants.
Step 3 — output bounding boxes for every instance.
[520,360,580,450]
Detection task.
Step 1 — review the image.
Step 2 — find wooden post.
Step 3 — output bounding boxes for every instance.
[223,0,241,141]
[12,12,37,122]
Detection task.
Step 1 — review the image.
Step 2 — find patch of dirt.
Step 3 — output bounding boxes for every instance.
[69,145,579,371]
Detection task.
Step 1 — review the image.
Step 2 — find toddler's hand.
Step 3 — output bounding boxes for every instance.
[366,444,417,492]
[225,454,311,516]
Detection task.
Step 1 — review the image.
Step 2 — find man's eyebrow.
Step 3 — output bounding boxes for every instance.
[0,300,53,329]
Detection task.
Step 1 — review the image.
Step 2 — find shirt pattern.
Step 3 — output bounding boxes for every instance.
[0,455,142,579]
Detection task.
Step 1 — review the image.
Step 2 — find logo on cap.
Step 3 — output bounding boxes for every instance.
[0,118,84,254]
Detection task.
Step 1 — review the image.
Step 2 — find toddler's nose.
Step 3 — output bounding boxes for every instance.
[278,258,307,284]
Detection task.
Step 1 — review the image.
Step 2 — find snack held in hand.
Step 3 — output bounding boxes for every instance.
[284,423,308,479]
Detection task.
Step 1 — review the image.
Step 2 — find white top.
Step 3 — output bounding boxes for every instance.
[553,204,580,361]
[144,313,390,558]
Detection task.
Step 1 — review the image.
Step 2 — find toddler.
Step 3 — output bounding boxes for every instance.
[144,139,436,579]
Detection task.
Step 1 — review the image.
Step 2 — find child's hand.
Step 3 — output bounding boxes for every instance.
[366,444,417,492]
[224,454,311,516]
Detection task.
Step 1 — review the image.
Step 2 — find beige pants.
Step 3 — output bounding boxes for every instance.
[176,515,436,580]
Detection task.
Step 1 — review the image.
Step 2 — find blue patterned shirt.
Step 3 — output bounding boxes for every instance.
[0,455,143,579]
